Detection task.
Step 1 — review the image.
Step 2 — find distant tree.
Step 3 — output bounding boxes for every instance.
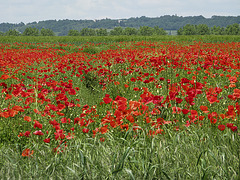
[96,28,108,36]
[40,28,55,36]
[124,27,138,35]
[153,26,167,35]
[177,28,184,35]
[0,31,4,36]
[23,27,39,36]
[5,29,21,36]
[210,26,225,35]
[80,28,96,36]
[225,23,240,35]
[178,24,197,35]
[68,29,80,36]
[109,27,124,35]
[139,26,154,36]
[196,24,210,35]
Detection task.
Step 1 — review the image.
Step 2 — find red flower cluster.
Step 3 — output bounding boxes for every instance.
[0,41,239,156]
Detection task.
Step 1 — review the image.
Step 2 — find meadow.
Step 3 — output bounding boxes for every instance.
[0,35,240,179]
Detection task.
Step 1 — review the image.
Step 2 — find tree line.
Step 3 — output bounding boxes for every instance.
[0,15,239,36]
[177,23,240,35]
[68,26,167,36]
[0,27,55,36]
[0,23,239,36]
[0,26,167,36]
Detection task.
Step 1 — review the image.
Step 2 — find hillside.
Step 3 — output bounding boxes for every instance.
[0,15,239,36]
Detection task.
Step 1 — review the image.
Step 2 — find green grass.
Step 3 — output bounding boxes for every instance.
[0,35,240,44]
[1,126,239,179]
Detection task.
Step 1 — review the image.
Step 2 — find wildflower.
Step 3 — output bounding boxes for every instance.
[24,131,31,137]
[34,120,42,129]
[103,94,112,104]
[182,109,190,115]
[0,74,10,80]
[200,105,209,113]
[231,126,238,132]
[33,130,44,136]
[22,148,34,157]
[43,138,51,143]
[218,125,226,131]
[82,128,89,133]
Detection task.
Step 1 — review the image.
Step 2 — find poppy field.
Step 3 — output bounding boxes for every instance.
[1,38,240,179]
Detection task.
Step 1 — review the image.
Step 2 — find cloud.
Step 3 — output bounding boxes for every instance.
[0,0,239,23]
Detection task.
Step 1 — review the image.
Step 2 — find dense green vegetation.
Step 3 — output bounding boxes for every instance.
[0,15,239,35]
[0,35,240,44]
[178,23,240,35]
[1,24,239,37]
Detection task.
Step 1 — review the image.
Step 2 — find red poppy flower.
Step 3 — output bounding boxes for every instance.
[24,131,31,137]
[57,104,66,111]
[191,110,198,116]
[130,77,136,82]
[100,137,105,142]
[175,98,183,104]
[231,126,238,132]
[54,129,65,140]
[124,84,129,88]
[200,105,209,113]
[12,105,24,112]
[0,74,10,80]
[172,107,182,114]
[103,94,112,104]
[182,109,190,114]
[22,148,34,157]
[208,112,218,124]
[207,96,219,104]
[8,109,18,117]
[68,88,76,95]
[100,125,108,134]
[82,128,89,133]
[24,116,32,122]
[226,123,234,128]
[34,120,42,129]
[133,87,140,91]
[126,114,135,123]
[33,130,44,136]
[218,125,225,131]
[5,94,12,100]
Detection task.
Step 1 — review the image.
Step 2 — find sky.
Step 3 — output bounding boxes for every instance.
[0,0,239,24]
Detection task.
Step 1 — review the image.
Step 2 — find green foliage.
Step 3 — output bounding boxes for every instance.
[196,24,210,35]
[210,26,225,35]
[109,27,124,36]
[40,28,55,36]
[139,26,154,36]
[96,28,108,36]
[5,29,21,36]
[0,16,240,36]
[178,24,197,35]
[153,26,168,35]
[80,28,96,36]
[178,23,240,35]
[225,23,240,35]
[22,27,39,36]
[68,29,80,36]
[124,27,138,36]
[0,127,239,179]
[0,35,240,44]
